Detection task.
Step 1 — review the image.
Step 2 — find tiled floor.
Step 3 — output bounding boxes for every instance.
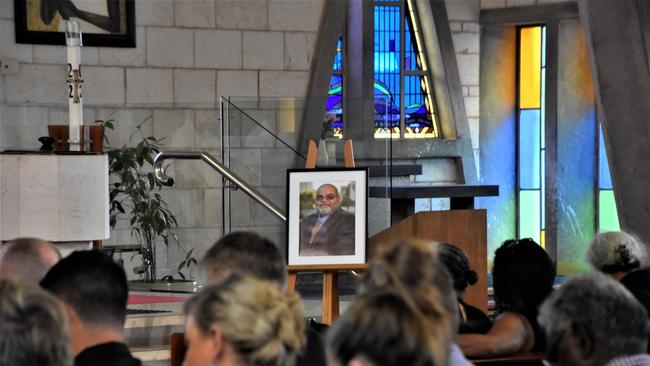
[126,282,355,365]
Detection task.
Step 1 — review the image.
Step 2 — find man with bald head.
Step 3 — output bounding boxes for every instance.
[0,237,61,284]
[299,183,355,256]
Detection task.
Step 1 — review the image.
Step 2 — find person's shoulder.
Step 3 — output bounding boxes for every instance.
[336,208,355,218]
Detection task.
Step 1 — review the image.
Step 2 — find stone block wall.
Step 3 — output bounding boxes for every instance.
[447,0,481,174]
[0,0,324,279]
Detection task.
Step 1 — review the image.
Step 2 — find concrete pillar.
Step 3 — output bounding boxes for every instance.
[579,0,650,242]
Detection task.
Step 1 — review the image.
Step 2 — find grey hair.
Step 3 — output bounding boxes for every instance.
[587,231,647,274]
[0,238,61,284]
[0,279,71,366]
[538,272,648,360]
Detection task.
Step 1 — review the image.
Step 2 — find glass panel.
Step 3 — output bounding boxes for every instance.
[519,190,541,243]
[599,190,620,231]
[598,124,613,189]
[519,26,542,109]
[405,13,416,71]
[541,68,546,149]
[333,36,343,72]
[374,5,400,135]
[403,75,435,138]
[326,74,343,138]
[541,149,545,228]
[541,26,546,68]
[519,109,541,189]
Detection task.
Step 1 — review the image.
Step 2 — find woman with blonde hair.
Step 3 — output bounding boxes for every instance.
[182,274,306,366]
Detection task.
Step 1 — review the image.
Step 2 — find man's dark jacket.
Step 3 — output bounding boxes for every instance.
[299,208,355,256]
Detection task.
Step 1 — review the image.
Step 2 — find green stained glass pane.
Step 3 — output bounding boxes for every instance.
[599,190,620,231]
[519,190,541,243]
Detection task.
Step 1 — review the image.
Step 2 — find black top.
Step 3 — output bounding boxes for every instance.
[621,269,650,352]
[458,299,492,334]
[296,325,327,366]
[74,342,141,366]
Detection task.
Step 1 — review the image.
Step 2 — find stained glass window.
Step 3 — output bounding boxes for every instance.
[325,36,344,138]
[598,124,620,231]
[517,25,546,247]
[373,0,438,139]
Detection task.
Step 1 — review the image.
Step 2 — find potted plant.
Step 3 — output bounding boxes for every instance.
[98,118,196,281]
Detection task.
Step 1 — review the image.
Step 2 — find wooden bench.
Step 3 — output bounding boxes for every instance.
[470,352,546,365]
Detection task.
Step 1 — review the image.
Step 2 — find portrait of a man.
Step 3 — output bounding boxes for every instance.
[299,183,355,256]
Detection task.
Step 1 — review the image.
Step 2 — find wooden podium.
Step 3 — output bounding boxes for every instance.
[368,209,488,312]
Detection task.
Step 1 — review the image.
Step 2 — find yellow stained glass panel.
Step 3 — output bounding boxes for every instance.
[519,27,542,109]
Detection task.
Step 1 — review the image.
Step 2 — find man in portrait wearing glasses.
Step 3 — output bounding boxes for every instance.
[299,183,355,256]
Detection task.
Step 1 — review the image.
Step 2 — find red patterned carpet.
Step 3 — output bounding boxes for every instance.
[127,294,187,305]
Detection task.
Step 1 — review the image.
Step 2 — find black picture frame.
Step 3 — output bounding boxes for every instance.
[14,0,136,48]
[286,167,368,266]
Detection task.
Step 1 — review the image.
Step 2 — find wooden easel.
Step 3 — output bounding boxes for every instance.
[287,139,367,324]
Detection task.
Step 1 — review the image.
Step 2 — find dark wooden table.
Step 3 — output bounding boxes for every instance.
[369,184,499,224]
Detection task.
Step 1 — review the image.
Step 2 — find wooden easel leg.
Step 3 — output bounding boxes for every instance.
[305,140,318,169]
[322,271,339,324]
[287,272,297,293]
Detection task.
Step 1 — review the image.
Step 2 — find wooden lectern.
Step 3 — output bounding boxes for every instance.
[368,209,488,312]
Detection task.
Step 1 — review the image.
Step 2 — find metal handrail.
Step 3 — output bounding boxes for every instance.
[153,151,286,222]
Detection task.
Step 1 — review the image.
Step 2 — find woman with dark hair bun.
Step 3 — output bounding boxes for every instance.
[437,243,492,334]
[458,238,555,358]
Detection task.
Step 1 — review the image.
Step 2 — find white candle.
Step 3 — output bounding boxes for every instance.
[65,20,83,151]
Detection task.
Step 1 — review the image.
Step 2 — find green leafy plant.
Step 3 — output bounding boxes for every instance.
[98,118,196,281]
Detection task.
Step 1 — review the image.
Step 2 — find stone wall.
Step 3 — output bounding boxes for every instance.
[0,0,324,279]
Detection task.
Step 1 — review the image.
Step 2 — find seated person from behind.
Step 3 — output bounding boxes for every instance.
[359,239,470,366]
[40,250,141,366]
[438,243,492,334]
[200,231,325,366]
[458,238,556,358]
[538,272,650,366]
[183,274,305,366]
[328,289,439,366]
[0,237,61,284]
[588,231,650,309]
[299,184,355,256]
[0,279,71,366]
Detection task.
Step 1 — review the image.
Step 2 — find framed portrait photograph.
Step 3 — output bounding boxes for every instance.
[14,0,136,47]
[286,168,367,266]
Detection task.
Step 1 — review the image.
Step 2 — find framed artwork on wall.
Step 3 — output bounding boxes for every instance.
[286,168,368,266]
[14,0,136,47]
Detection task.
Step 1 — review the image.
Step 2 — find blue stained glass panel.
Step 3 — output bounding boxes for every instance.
[519,109,541,189]
[374,5,400,107]
[333,37,343,71]
[404,75,432,129]
[405,16,417,71]
[374,4,401,130]
[599,124,613,189]
[326,74,343,129]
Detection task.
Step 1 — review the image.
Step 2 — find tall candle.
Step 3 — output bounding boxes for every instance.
[65,20,83,151]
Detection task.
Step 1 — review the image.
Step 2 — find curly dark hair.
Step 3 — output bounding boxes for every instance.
[492,238,555,318]
[438,243,478,294]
